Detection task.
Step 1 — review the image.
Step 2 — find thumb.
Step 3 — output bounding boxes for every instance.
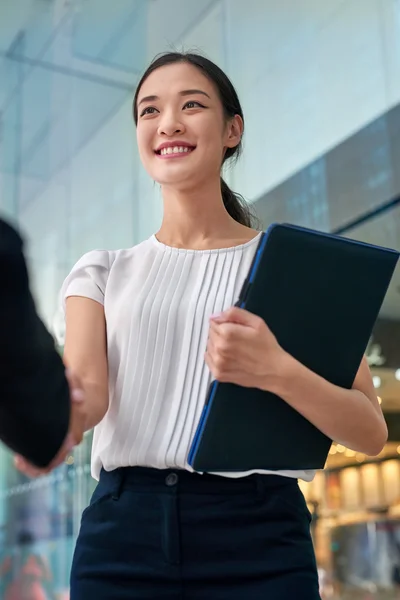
[209,306,256,327]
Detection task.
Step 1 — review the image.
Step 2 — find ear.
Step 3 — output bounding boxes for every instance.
[225,114,243,149]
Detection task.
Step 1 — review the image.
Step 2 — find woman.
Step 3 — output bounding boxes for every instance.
[20,52,387,599]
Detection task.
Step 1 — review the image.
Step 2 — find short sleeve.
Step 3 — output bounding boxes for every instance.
[53,250,110,345]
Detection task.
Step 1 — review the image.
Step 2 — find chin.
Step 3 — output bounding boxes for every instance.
[157,177,195,191]
[151,165,196,187]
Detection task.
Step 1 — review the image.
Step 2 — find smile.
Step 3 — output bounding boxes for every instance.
[155,146,196,158]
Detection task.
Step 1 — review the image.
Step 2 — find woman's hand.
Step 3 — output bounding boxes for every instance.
[205,307,387,456]
[14,369,87,478]
[205,307,287,390]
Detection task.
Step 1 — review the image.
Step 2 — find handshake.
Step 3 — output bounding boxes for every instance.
[15,370,87,478]
[0,216,91,478]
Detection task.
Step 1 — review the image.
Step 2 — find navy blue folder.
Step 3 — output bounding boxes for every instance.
[188,223,399,472]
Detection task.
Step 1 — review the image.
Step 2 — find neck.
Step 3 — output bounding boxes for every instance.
[157,178,247,248]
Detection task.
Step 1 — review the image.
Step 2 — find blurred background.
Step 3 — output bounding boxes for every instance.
[0,0,400,598]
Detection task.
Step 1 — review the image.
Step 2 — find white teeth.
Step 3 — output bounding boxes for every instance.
[160,146,192,156]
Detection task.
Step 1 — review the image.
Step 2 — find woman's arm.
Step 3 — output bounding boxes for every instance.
[265,354,387,456]
[63,296,109,432]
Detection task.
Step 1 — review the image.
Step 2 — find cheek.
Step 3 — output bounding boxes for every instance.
[200,123,226,161]
[136,129,154,166]
[136,128,147,154]
[200,140,225,172]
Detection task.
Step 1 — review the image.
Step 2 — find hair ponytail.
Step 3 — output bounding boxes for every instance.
[220,177,257,228]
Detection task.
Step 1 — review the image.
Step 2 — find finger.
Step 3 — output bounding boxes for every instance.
[206,330,218,355]
[62,431,79,452]
[68,414,85,446]
[205,351,237,383]
[208,325,248,367]
[209,320,236,339]
[206,332,232,365]
[205,351,253,387]
[205,352,219,378]
[208,319,223,338]
[205,344,232,377]
[14,455,47,478]
[204,349,211,370]
[209,320,253,346]
[210,306,259,328]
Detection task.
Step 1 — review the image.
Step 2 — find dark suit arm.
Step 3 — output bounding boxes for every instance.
[0,219,70,467]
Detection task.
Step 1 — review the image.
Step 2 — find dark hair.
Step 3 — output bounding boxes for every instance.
[133,52,257,228]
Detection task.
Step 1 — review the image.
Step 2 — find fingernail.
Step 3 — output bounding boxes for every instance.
[210,312,223,320]
[71,388,85,403]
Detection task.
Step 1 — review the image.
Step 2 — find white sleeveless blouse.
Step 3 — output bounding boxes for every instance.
[59,233,316,482]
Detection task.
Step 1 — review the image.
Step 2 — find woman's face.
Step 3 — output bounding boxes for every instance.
[136,62,241,189]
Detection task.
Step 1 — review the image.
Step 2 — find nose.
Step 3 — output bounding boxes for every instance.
[157,109,185,137]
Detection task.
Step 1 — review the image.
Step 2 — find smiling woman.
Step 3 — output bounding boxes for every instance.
[133,52,255,231]
[55,51,386,600]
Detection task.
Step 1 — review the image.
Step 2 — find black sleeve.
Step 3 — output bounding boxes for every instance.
[0,219,70,467]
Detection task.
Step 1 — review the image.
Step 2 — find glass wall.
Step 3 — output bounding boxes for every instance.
[0,1,399,598]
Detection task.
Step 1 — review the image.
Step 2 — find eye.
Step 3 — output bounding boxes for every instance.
[140,106,159,117]
[183,101,205,110]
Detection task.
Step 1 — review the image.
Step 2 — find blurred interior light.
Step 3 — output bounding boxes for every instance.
[373,376,381,389]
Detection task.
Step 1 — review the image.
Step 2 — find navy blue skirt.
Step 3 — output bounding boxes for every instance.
[70,467,320,599]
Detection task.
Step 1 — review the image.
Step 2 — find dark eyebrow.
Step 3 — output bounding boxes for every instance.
[138,89,211,107]
[138,95,159,107]
[179,89,211,99]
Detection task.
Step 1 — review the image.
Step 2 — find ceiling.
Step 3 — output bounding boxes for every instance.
[0,0,144,206]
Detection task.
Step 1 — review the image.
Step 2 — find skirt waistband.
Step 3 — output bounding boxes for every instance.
[97,466,297,497]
